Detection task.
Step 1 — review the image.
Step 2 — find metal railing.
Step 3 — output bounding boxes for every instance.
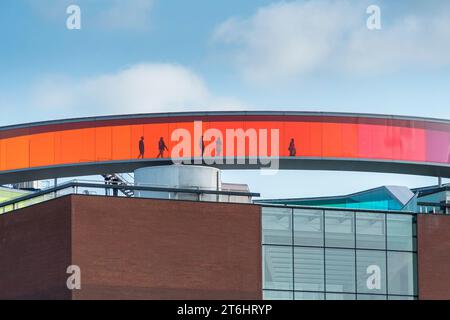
[0,180,260,214]
[417,201,450,214]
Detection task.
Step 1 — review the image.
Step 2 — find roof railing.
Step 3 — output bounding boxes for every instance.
[0,180,260,214]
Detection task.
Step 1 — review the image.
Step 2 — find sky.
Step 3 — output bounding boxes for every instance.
[0,0,449,198]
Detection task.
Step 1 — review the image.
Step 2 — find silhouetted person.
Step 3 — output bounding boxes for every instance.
[199,135,205,156]
[104,174,112,196]
[157,137,168,158]
[216,137,222,157]
[138,136,145,159]
[288,138,296,157]
[111,176,119,197]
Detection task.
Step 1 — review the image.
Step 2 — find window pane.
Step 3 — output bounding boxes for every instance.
[263,290,293,300]
[357,294,386,300]
[356,212,386,249]
[325,211,355,248]
[325,293,356,300]
[387,214,414,251]
[387,252,417,296]
[293,209,323,246]
[294,291,324,300]
[263,246,293,290]
[356,250,386,294]
[294,247,324,291]
[325,248,356,293]
[262,207,292,245]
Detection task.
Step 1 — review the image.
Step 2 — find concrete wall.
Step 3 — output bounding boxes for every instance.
[417,214,450,300]
[0,195,262,300]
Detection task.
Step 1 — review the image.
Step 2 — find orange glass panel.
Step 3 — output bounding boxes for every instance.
[29,132,55,168]
[210,121,245,158]
[322,122,343,158]
[80,128,96,162]
[242,121,283,157]
[285,122,313,157]
[5,136,29,170]
[168,122,195,158]
[341,123,358,158]
[131,125,144,160]
[143,123,169,159]
[309,122,323,157]
[95,127,112,162]
[357,123,372,159]
[112,125,131,161]
[58,129,85,164]
[53,131,62,165]
[199,120,213,157]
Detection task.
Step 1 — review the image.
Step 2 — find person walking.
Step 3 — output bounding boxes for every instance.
[138,136,145,159]
[199,135,205,157]
[157,137,168,158]
[288,138,296,157]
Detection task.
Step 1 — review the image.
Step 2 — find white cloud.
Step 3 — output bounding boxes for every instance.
[213,0,357,83]
[28,63,242,120]
[343,14,450,74]
[213,0,450,84]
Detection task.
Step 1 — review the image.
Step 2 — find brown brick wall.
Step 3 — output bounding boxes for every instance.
[0,195,262,300]
[70,195,262,300]
[417,214,450,300]
[0,197,72,299]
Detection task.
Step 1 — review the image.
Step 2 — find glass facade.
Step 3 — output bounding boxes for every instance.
[262,206,417,300]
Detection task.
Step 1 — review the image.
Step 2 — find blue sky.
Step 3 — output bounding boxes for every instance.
[0,0,449,197]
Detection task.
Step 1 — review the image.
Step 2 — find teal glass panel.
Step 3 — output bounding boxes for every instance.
[294,247,324,291]
[387,252,417,296]
[263,246,293,290]
[325,211,355,248]
[356,212,386,249]
[262,207,292,245]
[325,248,356,293]
[387,214,415,251]
[356,250,387,294]
[293,209,324,246]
